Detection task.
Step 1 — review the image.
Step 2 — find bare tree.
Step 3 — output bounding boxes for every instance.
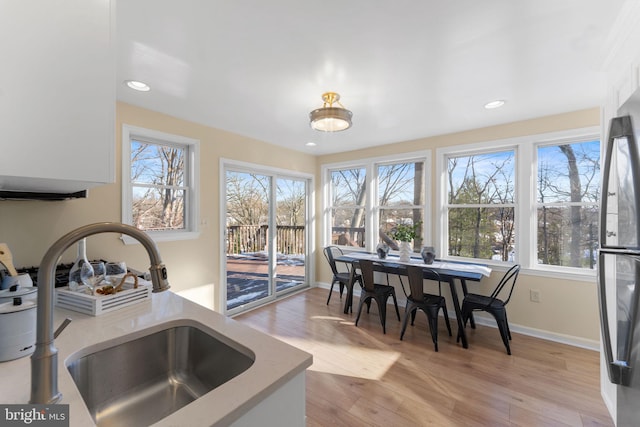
[447,152,515,260]
[131,143,185,230]
[276,179,305,226]
[537,142,600,267]
[226,173,269,226]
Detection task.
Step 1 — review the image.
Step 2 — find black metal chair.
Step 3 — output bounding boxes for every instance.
[323,246,361,307]
[400,265,452,351]
[459,264,521,355]
[355,259,401,334]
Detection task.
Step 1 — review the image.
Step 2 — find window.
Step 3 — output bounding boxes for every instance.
[328,167,367,247]
[122,125,200,242]
[536,140,600,269]
[437,127,600,274]
[324,152,430,253]
[377,161,426,251]
[446,150,516,261]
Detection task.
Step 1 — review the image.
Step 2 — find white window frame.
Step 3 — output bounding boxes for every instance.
[443,145,518,262]
[219,158,314,315]
[121,124,200,243]
[322,150,431,253]
[436,126,600,279]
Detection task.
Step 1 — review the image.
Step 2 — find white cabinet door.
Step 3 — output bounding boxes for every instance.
[0,1,115,193]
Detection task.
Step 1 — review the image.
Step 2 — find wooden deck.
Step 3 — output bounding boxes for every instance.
[226,255,305,310]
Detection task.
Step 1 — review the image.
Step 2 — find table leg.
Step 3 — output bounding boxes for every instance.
[448,277,468,348]
[460,279,475,329]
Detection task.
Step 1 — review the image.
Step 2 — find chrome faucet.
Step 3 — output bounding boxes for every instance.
[30,222,170,404]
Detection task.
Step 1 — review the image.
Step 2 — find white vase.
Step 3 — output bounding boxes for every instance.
[398,241,412,263]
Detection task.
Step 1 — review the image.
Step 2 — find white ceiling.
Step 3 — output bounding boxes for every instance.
[116,1,625,155]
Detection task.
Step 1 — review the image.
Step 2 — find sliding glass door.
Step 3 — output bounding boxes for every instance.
[224,165,310,314]
[274,177,307,293]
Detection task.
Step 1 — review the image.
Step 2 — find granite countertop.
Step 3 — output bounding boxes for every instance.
[0,290,313,426]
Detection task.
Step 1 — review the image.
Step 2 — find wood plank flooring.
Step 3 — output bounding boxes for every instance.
[235,288,613,427]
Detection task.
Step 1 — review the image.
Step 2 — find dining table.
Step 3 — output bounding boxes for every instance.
[334,252,492,349]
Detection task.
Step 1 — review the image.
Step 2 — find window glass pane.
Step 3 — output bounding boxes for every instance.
[131,140,185,186]
[226,171,270,226]
[132,186,185,230]
[331,168,365,206]
[331,207,365,247]
[537,205,598,269]
[448,151,515,204]
[379,207,424,251]
[378,162,424,206]
[537,140,600,203]
[448,207,515,261]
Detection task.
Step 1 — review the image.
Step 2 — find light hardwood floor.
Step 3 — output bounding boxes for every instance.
[235,288,613,427]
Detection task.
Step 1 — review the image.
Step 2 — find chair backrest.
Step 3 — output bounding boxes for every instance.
[406,265,441,300]
[358,259,379,292]
[489,264,521,306]
[323,246,344,276]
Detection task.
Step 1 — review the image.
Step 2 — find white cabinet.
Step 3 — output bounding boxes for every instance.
[0,1,115,194]
[603,3,640,117]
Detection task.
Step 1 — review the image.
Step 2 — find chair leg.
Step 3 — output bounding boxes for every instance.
[491,313,512,355]
[457,306,470,343]
[355,295,369,327]
[400,303,415,340]
[376,296,388,334]
[410,309,417,325]
[339,282,345,298]
[424,307,440,352]
[391,290,401,321]
[326,280,336,305]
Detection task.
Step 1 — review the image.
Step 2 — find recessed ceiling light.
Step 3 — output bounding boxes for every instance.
[125,80,150,92]
[484,100,505,109]
[305,142,317,147]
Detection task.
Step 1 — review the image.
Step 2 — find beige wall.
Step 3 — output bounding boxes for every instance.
[1,103,602,344]
[315,107,602,344]
[0,102,316,309]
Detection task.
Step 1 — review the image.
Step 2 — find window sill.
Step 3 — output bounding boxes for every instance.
[521,266,596,283]
[121,230,200,245]
[440,257,596,283]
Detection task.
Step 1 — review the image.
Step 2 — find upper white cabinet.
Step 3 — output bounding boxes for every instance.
[603,3,640,117]
[0,1,115,194]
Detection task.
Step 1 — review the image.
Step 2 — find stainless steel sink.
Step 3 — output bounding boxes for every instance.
[66,324,255,426]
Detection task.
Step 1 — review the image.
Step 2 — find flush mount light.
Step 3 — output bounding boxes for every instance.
[305,142,317,147]
[484,100,505,109]
[309,92,353,132]
[125,80,151,92]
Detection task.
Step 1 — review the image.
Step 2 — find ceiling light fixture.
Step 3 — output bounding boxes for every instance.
[309,92,353,132]
[484,100,505,109]
[305,142,317,147]
[125,80,151,92]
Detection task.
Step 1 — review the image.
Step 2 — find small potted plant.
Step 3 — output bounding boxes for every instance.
[390,221,421,262]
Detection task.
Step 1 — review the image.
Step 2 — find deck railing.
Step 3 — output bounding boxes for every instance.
[226,225,305,254]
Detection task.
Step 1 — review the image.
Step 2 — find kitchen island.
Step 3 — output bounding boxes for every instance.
[0,290,313,426]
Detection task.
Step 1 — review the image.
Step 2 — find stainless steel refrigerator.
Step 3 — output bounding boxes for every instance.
[599,90,640,426]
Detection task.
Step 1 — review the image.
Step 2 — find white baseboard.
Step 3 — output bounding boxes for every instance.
[315,281,600,351]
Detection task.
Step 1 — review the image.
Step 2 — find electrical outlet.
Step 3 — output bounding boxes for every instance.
[530,289,541,303]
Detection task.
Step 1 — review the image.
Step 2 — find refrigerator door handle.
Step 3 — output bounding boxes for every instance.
[597,251,631,385]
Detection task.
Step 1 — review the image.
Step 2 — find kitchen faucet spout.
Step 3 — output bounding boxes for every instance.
[30,222,170,404]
